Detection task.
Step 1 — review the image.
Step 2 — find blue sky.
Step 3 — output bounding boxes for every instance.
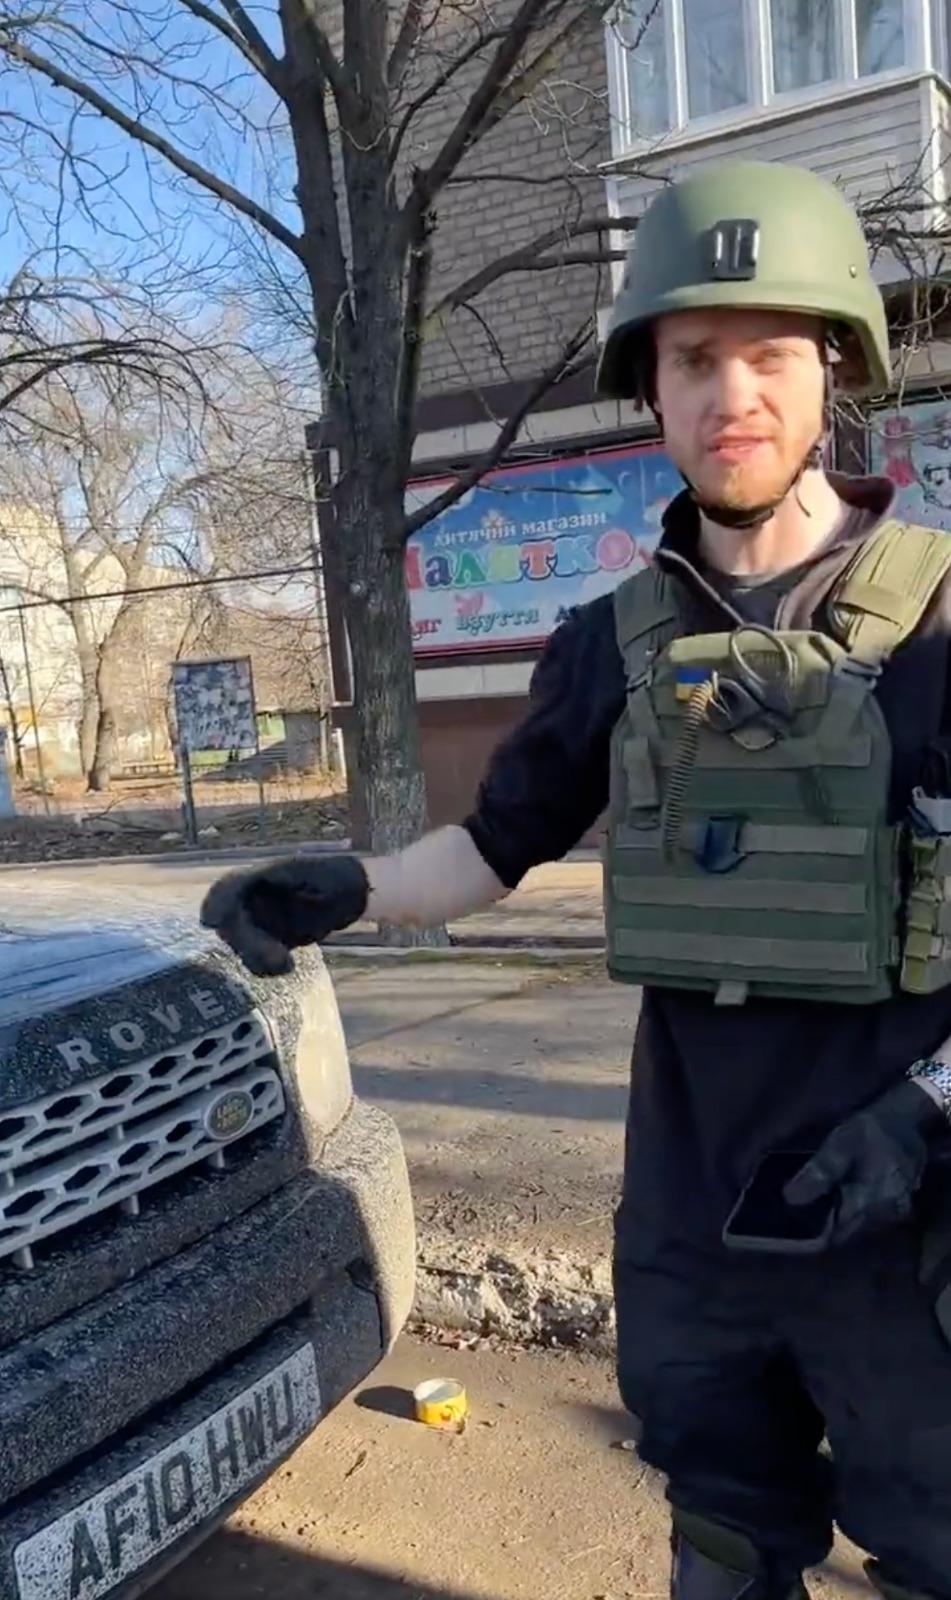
[0,3,305,339]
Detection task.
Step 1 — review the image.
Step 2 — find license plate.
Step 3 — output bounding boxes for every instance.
[14,1343,321,1600]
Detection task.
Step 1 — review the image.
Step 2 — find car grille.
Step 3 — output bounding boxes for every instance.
[0,1012,285,1268]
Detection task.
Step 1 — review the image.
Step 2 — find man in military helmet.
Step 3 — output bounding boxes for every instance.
[201,161,951,1599]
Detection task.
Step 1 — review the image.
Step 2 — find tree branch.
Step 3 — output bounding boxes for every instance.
[388,0,426,86]
[446,168,609,187]
[465,1,613,157]
[0,34,305,259]
[427,213,639,326]
[388,27,509,176]
[275,4,351,325]
[394,180,433,492]
[399,322,595,545]
[292,0,358,116]
[174,0,284,89]
[415,0,571,201]
[344,0,388,119]
[456,299,516,379]
[0,341,197,415]
[525,248,628,269]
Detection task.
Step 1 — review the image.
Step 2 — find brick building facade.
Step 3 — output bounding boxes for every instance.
[327,3,951,839]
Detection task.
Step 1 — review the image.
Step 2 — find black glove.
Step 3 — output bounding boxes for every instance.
[784,1079,948,1248]
[200,854,369,976]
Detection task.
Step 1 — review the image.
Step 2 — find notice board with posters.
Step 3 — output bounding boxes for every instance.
[169,656,263,844]
[404,442,682,656]
[171,656,258,753]
[868,397,951,532]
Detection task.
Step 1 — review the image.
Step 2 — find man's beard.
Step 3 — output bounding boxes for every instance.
[682,438,824,531]
[693,456,786,512]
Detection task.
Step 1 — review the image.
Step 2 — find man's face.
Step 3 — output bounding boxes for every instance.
[653,309,826,515]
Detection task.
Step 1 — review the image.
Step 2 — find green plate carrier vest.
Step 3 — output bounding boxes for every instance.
[607,520,951,1005]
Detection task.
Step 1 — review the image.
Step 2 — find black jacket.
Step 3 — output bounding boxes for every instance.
[464,478,951,1256]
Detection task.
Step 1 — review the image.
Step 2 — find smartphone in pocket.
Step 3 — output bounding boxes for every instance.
[723,1151,837,1255]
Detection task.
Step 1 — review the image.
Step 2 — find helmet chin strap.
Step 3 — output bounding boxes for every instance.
[685,436,825,531]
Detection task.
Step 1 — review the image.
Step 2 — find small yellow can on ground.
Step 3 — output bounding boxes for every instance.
[413,1377,469,1432]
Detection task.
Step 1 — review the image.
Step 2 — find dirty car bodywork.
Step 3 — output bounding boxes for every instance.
[0,905,415,1600]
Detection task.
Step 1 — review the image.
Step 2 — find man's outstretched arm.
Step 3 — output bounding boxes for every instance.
[200,595,625,973]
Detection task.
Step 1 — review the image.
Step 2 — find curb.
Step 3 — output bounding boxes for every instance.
[412,1238,616,1352]
[0,839,352,873]
[327,930,604,951]
[325,944,604,963]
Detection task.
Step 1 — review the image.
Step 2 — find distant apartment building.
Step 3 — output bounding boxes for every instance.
[0,508,326,784]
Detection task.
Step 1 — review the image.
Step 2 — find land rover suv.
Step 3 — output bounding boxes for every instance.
[0,905,415,1600]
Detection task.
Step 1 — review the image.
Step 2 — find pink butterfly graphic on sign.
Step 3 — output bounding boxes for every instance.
[456,592,485,620]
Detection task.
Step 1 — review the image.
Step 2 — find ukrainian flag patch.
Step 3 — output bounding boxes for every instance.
[675,665,711,701]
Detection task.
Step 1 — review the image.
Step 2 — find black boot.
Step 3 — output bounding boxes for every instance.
[866,1559,944,1600]
[671,1513,808,1600]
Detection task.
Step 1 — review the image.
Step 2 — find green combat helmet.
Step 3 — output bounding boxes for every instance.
[597,159,890,402]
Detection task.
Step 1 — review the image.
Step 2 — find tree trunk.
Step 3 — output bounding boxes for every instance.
[343,546,427,852]
[87,603,139,791]
[330,473,449,948]
[70,600,104,785]
[77,657,101,783]
[87,700,117,791]
[0,654,24,778]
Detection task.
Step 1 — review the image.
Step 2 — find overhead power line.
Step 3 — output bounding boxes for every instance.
[0,558,317,615]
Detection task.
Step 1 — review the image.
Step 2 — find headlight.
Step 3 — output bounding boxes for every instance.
[291,961,353,1135]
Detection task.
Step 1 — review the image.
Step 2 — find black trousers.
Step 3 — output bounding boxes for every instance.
[614,1218,951,1596]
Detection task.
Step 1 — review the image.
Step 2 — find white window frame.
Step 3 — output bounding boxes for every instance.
[607,0,928,157]
[931,0,951,78]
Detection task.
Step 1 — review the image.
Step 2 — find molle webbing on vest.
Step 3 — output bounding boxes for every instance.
[606,521,951,1004]
[903,834,951,994]
[828,519,951,665]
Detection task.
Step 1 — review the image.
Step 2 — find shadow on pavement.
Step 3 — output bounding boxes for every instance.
[351,1060,629,1123]
[355,1384,416,1421]
[559,1407,875,1597]
[154,1527,498,1598]
[561,1398,641,1449]
[345,990,533,1052]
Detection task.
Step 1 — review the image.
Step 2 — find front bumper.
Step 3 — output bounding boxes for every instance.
[0,1098,416,1600]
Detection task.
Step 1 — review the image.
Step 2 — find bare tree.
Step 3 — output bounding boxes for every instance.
[0,337,317,789]
[0,261,215,433]
[0,1,637,873]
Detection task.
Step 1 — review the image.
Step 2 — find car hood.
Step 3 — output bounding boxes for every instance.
[0,907,218,1024]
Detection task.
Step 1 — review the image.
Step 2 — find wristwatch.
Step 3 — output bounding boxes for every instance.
[908,1057,951,1121]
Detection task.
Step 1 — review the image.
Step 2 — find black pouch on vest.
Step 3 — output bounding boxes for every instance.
[921,737,951,799]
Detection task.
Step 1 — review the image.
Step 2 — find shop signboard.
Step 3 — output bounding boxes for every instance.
[869,398,951,532]
[404,442,681,655]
